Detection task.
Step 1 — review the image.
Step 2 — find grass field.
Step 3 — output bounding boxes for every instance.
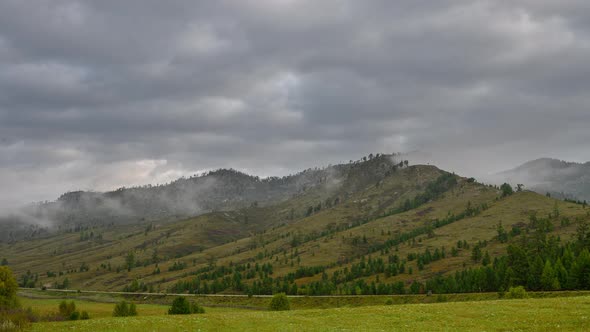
[19,297,169,319]
[27,295,590,331]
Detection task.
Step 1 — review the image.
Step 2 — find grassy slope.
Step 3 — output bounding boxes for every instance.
[28,295,590,331]
[0,165,439,289]
[2,164,589,293]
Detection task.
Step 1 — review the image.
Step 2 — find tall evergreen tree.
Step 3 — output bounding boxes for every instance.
[540,260,560,290]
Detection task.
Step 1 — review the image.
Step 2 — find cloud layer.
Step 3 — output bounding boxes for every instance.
[1,0,590,207]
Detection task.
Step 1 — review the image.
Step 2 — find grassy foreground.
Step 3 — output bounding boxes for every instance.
[29,295,590,331]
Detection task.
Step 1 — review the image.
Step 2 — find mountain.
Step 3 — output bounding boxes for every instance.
[495,158,590,201]
[0,154,404,242]
[1,154,588,296]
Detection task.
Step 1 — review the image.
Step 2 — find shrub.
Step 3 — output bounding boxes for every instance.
[0,266,19,309]
[385,299,393,305]
[80,311,90,320]
[113,301,138,317]
[58,301,76,318]
[69,311,80,321]
[168,297,204,315]
[129,303,137,316]
[169,297,188,314]
[168,297,190,315]
[506,286,528,299]
[58,301,80,320]
[191,302,205,314]
[269,293,290,311]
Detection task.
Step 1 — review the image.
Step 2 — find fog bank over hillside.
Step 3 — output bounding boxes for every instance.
[0,154,405,242]
[488,158,590,201]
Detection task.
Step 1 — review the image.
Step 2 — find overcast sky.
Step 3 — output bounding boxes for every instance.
[1,0,590,208]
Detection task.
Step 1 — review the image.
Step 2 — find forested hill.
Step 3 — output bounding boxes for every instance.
[0,153,406,242]
[2,156,589,297]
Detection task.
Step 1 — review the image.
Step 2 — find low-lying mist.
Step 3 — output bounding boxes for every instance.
[0,153,404,242]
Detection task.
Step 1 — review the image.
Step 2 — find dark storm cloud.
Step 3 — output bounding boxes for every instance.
[1,0,590,207]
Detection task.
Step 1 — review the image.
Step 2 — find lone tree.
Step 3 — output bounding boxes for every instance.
[500,183,514,197]
[496,222,508,243]
[0,266,19,308]
[269,293,290,311]
[168,297,190,315]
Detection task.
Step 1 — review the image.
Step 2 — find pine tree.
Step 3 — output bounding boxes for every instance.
[554,258,568,288]
[527,256,544,290]
[570,249,590,289]
[540,260,560,290]
[471,246,482,262]
[482,251,491,266]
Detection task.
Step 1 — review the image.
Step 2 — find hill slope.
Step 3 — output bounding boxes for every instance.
[2,157,589,296]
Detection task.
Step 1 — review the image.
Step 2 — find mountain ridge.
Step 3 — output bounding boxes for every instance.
[0,153,406,242]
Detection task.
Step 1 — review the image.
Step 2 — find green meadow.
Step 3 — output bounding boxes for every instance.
[18,294,590,331]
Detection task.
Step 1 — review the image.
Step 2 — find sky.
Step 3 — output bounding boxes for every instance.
[1,0,590,208]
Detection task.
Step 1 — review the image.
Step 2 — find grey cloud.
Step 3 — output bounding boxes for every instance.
[1,0,590,209]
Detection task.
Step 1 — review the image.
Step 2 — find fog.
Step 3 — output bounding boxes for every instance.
[487,158,590,201]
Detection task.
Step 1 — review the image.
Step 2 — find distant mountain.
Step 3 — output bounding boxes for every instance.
[0,153,405,242]
[496,158,590,201]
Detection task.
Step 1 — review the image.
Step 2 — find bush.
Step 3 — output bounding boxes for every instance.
[506,286,528,299]
[113,301,138,317]
[58,301,76,318]
[168,297,190,315]
[128,303,137,316]
[269,293,290,311]
[59,301,80,320]
[191,302,205,314]
[69,311,80,321]
[80,311,90,320]
[385,299,393,305]
[168,297,205,315]
[0,267,19,309]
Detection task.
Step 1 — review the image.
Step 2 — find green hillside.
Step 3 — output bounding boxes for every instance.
[2,157,589,297]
